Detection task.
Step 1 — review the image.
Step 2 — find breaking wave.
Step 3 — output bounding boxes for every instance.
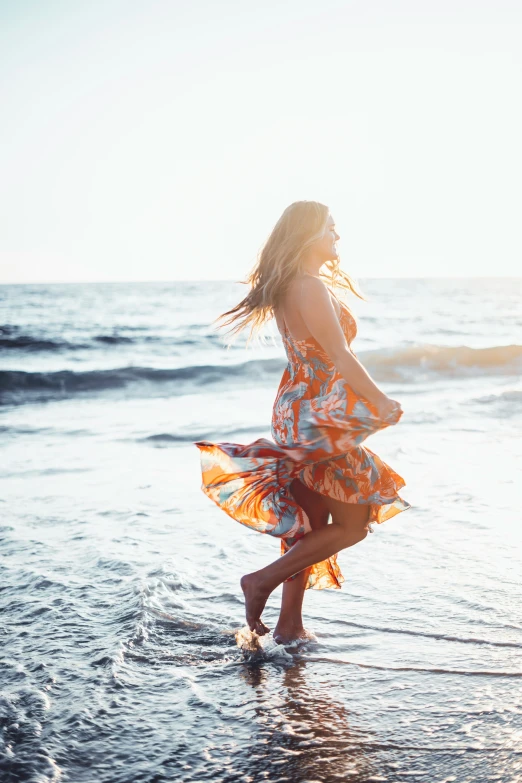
[2,343,521,405]
[364,343,522,380]
[0,359,284,405]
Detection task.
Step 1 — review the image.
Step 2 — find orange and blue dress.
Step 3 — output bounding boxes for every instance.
[195,295,410,590]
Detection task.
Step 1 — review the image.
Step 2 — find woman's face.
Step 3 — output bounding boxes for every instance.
[312,215,340,262]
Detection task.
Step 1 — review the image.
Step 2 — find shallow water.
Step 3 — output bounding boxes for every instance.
[1,279,522,782]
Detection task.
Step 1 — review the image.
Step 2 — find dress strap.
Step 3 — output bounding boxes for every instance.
[275,310,289,340]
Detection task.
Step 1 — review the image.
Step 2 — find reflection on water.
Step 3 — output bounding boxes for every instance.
[236,660,378,782]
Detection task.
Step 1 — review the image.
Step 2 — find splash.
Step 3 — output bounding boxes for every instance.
[235,626,318,662]
[235,626,294,662]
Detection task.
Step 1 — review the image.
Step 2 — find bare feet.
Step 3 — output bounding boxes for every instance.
[272,624,307,645]
[240,573,271,635]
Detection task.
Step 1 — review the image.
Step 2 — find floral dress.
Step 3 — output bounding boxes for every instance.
[195,297,410,590]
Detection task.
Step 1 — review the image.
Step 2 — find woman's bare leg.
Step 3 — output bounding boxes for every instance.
[272,567,311,643]
[272,480,329,643]
[241,494,370,632]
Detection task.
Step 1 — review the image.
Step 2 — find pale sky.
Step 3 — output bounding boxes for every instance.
[1,0,521,282]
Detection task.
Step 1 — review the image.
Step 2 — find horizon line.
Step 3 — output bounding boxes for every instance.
[1,275,521,286]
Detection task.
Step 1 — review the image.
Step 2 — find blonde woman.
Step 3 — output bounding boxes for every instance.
[196,201,410,642]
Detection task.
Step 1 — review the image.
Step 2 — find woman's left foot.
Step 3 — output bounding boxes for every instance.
[240,573,271,635]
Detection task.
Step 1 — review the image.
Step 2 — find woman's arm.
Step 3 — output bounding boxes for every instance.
[299,276,400,416]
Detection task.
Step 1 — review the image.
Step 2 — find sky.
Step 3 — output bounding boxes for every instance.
[1,0,521,283]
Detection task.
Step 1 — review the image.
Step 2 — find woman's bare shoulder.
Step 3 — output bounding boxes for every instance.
[295,275,341,316]
[286,274,330,304]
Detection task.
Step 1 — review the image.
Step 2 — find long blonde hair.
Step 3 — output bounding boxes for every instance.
[218,200,365,341]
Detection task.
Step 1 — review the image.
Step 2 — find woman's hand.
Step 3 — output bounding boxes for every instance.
[374,395,403,422]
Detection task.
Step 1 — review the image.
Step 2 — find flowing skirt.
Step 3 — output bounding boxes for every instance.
[195,401,410,589]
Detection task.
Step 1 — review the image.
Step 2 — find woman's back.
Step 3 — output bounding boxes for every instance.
[274,275,342,343]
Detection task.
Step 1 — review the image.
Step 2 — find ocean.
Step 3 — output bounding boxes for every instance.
[1,278,521,783]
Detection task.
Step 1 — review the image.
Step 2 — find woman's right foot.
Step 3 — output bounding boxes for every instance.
[272,625,308,644]
[240,573,271,635]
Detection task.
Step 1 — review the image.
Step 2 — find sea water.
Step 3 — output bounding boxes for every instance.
[1,278,521,782]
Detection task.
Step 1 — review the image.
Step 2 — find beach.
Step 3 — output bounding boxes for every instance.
[1,277,521,783]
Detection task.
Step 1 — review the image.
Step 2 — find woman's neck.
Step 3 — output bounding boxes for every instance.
[301,260,324,277]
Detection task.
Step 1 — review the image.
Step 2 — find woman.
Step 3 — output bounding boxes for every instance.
[195,201,410,641]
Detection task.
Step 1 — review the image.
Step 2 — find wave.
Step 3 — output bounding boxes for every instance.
[0,325,229,352]
[472,389,522,417]
[0,325,145,351]
[0,359,284,405]
[4,321,520,381]
[142,433,196,443]
[364,343,522,380]
[0,334,81,351]
[2,343,521,405]
[140,425,268,444]
[0,328,132,351]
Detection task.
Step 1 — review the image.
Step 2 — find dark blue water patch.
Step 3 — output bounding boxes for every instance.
[0,330,132,351]
[93,334,133,345]
[0,323,85,351]
[0,324,235,353]
[0,425,53,435]
[140,425,268,445]
[143,432,198,443]
[0,359,285,406]
[0,689,60,783]
[0,425,93,438]
[174,333,227,346]
[0,334,82,351]
[96,558,136,576]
